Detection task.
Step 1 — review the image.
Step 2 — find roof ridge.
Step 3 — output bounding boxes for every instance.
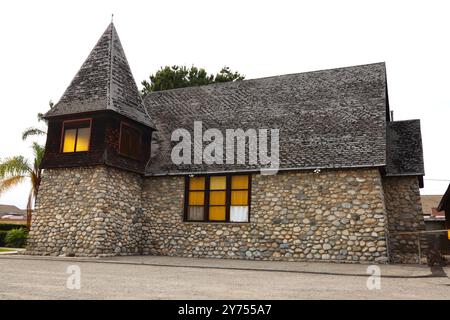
[107,22,114,110]
[142,62,386,100]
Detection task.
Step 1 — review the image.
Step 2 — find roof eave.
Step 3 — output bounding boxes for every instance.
[144,163,387,177]
[42,108,155,129]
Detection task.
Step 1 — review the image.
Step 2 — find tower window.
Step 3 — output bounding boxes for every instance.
[62,119,91,153]
[119,122,142,159]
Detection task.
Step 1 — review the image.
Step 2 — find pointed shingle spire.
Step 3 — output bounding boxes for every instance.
[46,23,153,128]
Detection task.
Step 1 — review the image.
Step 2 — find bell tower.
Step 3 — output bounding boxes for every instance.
[27,23,153,257]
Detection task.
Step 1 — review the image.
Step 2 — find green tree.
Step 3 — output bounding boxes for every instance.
[141,66,244,96]
[5,228,28,248]
[0,101,52,230]
[0,143,44,230]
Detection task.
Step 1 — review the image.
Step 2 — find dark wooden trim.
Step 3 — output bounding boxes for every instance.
[204,176,210,221]
[60,118,92,153]
[183,175,189,222]
[247,174,252,222]
[118,121,143,160]
[225,175,231,222]
[46,109,155,131]
[184,173,251,223]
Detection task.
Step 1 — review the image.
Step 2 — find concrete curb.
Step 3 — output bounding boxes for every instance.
[1,254,447,279]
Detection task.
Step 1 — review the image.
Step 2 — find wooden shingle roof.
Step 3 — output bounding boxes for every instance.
[45,23,153,128]
[143,63,393,175]
[386,119,424,176]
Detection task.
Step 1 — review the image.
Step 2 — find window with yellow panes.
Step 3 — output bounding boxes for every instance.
[187,176,205,221]
[185,175,250,222]
[61,119,91,153]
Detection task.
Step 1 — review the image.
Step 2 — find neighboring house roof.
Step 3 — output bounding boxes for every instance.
[386,120,424,176]
[143,63,392,175]
[421,195,444,216]
[424,215,446,222]
[0,205,25,217]
[45,23,154,128]
[1,214,26,220]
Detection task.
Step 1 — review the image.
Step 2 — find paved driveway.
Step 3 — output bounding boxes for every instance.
[0,256,449,299]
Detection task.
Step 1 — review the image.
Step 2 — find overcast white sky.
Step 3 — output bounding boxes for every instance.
[0,0,449,209]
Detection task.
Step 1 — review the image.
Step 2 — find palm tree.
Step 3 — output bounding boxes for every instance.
[0,101,52,229]
[0,143,44,229]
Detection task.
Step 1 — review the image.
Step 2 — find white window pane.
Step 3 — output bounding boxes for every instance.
[188,206,204,221]
[230,206,248,222]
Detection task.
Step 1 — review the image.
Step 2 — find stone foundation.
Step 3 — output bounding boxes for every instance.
[382,176,425,264]
[27,166,143,257]
[27,166,425,263]
[141,169,389,263]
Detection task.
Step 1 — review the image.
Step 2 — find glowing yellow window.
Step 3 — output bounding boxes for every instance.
[62,120,91,153]
[209,206,226,221]
[185,175,250,222]
[189,191,205,205]
[232,175,249,190]
[189,177,205,190]
[75,128,90,152]
[187,176,206,220]
[62,129,77,153]
[210,191,226,205]
[210,176,226,190]
[231,190,248,206]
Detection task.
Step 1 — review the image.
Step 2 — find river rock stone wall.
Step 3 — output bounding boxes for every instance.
[26,166,143,257]
[141,168,390,263]
[26,165,424,263]
[382,176,425,264]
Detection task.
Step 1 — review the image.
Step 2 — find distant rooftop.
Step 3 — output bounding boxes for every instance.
[421,195,444,216]
[0,204,25,217]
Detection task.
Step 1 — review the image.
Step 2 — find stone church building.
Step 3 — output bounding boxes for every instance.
[26,23,425,264]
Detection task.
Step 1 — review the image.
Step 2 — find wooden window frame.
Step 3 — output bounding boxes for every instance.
[118,121,143,160]
[60,118,92,153]
[184,174,251,223]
